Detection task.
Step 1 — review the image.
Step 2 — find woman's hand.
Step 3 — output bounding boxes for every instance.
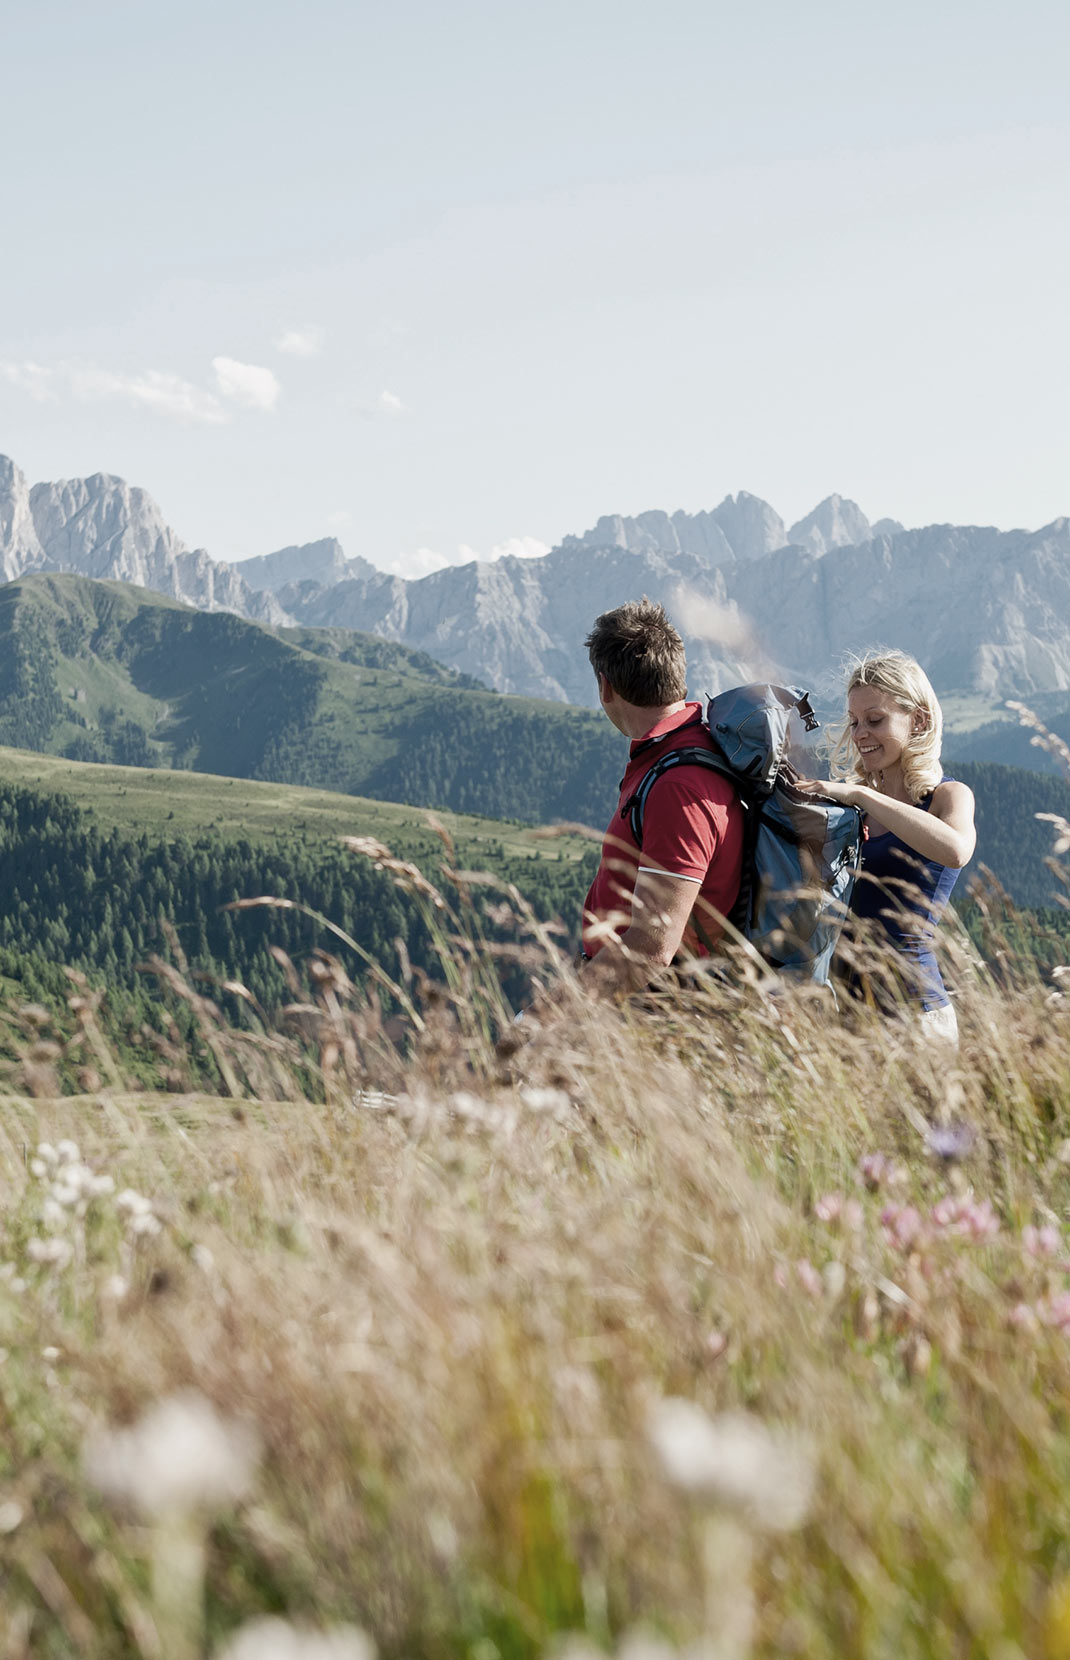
[795,777,860,807]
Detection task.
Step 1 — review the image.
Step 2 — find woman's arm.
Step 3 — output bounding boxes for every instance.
[798,778,977,868]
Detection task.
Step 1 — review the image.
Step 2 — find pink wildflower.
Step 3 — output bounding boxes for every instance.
[795,1259,823,1299]
[1038,1292,1070,1333]
[1022,1224,1061,1259]
[815,1193,864,1231]
[932,1195,999,1242]
[1008,1302,1039,1332]
[880,1204,924,1251]
[859,1153,906,1192]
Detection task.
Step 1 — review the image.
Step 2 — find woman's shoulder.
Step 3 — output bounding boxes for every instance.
[929,776,975,816]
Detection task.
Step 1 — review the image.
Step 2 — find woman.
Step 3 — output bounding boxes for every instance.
[799,651,976,1042]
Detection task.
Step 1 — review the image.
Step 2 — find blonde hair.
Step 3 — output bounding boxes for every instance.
[828,649,944,803]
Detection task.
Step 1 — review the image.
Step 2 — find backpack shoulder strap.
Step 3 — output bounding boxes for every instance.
[623,746,737,849]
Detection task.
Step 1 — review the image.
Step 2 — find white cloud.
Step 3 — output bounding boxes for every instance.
[488,535,549,561]
[72,366,228,424]
[673,585,758,655]
[378,534,550,580]
[0,360,59,402]
[275,326,324,358]
[1,358,228,424]
[380,546,451,579]
[376,389,407,417]
[212,356,280,411]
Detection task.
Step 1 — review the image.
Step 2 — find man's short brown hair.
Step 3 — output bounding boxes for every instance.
[585,598,687,706]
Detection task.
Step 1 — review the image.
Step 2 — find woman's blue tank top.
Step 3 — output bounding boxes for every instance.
[849,778,961,1011]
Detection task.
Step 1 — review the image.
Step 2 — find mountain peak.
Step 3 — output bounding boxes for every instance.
[709,492,786,559]
[0,454,46,580]
[234,538,378,593]
[787,494,872,556]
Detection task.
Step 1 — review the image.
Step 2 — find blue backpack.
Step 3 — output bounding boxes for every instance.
[625,684,863,983]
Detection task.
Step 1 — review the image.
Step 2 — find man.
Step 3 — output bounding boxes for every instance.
[579,599,744,997]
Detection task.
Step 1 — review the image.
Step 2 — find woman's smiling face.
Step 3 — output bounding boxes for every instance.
[847,684,918,774]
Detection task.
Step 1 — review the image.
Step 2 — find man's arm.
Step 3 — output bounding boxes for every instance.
[579,867,702,998]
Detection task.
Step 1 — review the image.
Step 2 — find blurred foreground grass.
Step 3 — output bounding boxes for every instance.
[3,847,1070,1660]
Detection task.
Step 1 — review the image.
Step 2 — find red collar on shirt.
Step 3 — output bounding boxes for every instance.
[628,701,705,762]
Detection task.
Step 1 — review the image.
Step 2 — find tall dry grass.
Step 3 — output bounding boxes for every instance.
[2,831,1070,1660]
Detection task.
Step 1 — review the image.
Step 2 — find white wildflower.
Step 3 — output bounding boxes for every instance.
[616,1630,679,1660]
[52,1161,94,1199]
[84,1390,261,1519]
[116,1189,153,1216]
[519,1085,572,1119]
[822,1260,847,1300]
[56,1139,80,1164]
[215,1618,376,1660]
[35,1143,59,1167]
[30,1158,48,1179]
[41,1346,61,1361]
[26,1237,73,1268]
[85,1173,115,1198]
[0,1499,23,1534]
[646,1399,815,1531]
[426,1510,458,1561]
[41,1198,70,1231]
[104,1274,129,1300]
[191,1244,215,1274]
[552,1642,606,1660]
[128,1212,162,1238]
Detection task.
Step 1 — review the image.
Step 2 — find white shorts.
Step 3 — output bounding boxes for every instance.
[918,1002,959,1047]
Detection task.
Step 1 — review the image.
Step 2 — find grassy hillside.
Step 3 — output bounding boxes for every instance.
[0,755,600,1058]
[0,746,595,866]
[0,573,622,823]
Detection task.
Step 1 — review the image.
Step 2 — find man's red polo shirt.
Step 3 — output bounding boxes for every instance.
[582,702,744,959]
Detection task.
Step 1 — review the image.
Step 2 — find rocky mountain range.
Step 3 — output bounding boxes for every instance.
[269,508,1070,711]
[3,453,1068,722]
[0,456,287,625]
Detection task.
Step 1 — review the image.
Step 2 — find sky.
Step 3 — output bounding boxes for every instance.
[2,0,1069,578]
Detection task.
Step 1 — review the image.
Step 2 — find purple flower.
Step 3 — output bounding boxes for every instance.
[927,1123,976,1162]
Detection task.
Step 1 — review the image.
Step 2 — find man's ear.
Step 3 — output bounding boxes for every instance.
[597,673,614,705]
